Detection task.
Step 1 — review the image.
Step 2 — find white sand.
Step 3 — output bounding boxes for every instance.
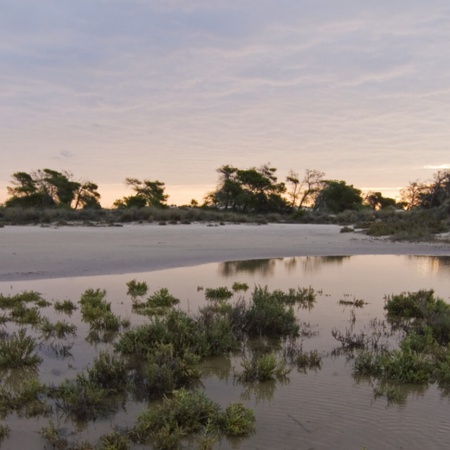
[1,223,450,281]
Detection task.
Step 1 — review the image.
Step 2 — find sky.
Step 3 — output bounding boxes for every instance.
[1,0,450,207]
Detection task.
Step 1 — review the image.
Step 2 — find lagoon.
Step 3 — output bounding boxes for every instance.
[1,255,450,449]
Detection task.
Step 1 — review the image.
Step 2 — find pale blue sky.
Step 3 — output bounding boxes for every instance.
[1,0,450,206]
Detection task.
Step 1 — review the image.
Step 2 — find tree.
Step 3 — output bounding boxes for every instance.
[399,180,427,210]
[314,180,363,213]
[114,178,169,208]
[365,191,397,210]
[419,171,450,209]
[207,163,288,213]
[5,169,101,209]
[286,169,325,209]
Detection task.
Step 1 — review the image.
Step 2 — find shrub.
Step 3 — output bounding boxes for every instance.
[0,329,42,368]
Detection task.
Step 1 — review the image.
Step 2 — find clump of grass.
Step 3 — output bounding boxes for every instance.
[133,343,201,399]
[126,279,148,302]
[99,430,130,450]
[339,298,366,307]
[243,286,299,337]
[131,388,254,449]
[54,299,77,314]
[9,303,42,325]
[332,328,369,350]
[217,402,255,436]
[284,340,322,372]
[39,318,77,339]
[51,373,122,422]
[236,352,289,382]
[0,291,43,309]
[0,329,42,368]
[40,421,94,450]
[204,286,234,301]
[86,351,129,393]
[232,282,249,292]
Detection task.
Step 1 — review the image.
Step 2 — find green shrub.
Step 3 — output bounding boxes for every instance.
[236,352,289,382]
[0,329,42,368]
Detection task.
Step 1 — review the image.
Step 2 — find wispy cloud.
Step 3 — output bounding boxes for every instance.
[1,1,450,205]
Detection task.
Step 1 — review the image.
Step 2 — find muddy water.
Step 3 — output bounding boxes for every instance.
[1,255,450,449]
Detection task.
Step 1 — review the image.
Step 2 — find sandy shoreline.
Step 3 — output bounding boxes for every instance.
[1,223,450,282]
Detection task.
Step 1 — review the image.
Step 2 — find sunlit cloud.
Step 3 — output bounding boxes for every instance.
[424,165,450,170]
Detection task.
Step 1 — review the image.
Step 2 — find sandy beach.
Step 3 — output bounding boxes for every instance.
[1,222,450,282]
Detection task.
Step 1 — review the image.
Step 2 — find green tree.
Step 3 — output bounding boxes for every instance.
[365,191,397,210]
[114,178,169,208]
[314,180,363,213]
[207,164,288,213]
[5,169,100,209]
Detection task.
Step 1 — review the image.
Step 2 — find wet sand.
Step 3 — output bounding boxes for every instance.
[1,223,450,281]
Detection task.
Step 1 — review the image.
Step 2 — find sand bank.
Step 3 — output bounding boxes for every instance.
[1,223,450,281]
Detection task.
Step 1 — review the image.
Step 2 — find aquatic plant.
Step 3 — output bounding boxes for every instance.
[133,343,201,399]
[243,286,299,337]
[236,352,289,382]
[86,351,129,394]
[0,424,9,443]
[54,299,77,314]
[232,282,249,292]
[126,279,148,301]
[0,329,42,368]
[39,318,77,339]
[204,286,234,301]
[99,430,130,450]
[218,402,255,436]
[0,291,43,309]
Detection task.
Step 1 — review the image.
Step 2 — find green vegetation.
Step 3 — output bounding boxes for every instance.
[54,299,77,314]
[204,286,234,300]
[236,352,289,382]
[130,389,254,449]
[0,329,42,368]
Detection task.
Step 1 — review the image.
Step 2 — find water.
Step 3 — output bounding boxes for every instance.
[1,255,450,449]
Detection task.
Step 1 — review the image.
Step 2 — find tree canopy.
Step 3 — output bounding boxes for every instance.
[314,180,363,213]
[5,169,101,209]
[113,178,169,209]
[206,164,288,213]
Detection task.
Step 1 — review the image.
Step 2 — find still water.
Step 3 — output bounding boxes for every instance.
[1,255,450,449]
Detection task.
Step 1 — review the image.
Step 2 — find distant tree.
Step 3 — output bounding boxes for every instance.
[314,180,363,213]
[419,171,450,209]
[113,178,169,209]
[399,180,427,210]
[364,191,397,210]
[286,169,325,209]
[5,169,101,209]
[207,163,288,213]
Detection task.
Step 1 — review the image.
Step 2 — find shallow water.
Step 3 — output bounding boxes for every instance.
[2,255,450,449]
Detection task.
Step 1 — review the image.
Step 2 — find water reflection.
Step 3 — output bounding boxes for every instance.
[219,259,280,277]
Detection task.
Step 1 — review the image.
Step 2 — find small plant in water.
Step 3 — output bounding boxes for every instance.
[232,282,249,292]
[205,286,234,301]
[0,329,42,368]
[236,352,289,382]
[54,299,77,314]
[126,279,148,302]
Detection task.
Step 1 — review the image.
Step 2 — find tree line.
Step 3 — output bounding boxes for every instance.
[3,165,450,215]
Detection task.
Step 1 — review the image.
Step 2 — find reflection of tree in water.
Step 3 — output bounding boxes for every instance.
[239,379,280,404]
[286,256,351,275]
[219,259,280,277]
[408,256,450,278]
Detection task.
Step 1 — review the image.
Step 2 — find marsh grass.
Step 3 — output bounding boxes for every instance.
[131,388,254,449]
[283,340,322,372]
[54,299,77,314]
[236,352,289,382]
[126,279,148,302]
[232,282,249,292]
[0,291,43,309]
[132,344,201,400]
[39,318,77,340]
[204,286,234,301]
[0,329,42,368]
[51,373,125,422]
[99,430,130,450]
[40,421,95,450]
